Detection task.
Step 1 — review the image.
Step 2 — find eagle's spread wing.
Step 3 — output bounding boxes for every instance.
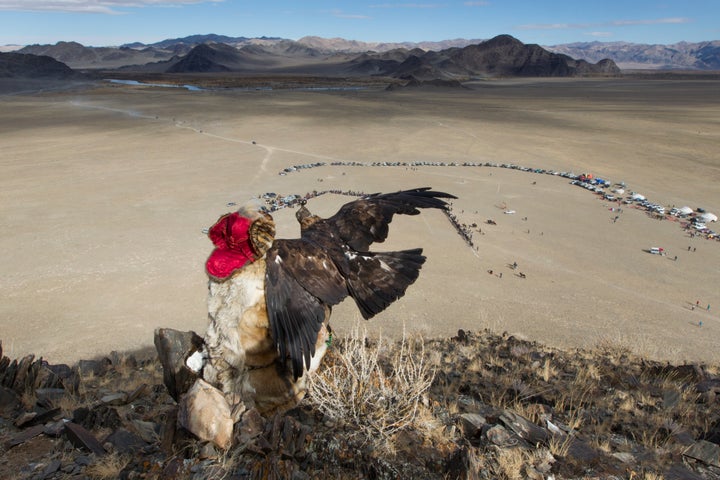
[265,240,348,379]
[344,249,426,319]
[327,187,456,251]
[265,187,456,380]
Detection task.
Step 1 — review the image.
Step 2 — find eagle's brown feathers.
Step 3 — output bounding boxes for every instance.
[265,187,456,379]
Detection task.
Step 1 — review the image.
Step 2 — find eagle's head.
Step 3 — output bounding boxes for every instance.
[295,199,321,230]
[205,205,276,280]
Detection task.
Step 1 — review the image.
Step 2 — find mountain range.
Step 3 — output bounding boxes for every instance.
[10,33,720,71]
[4,34,620,82]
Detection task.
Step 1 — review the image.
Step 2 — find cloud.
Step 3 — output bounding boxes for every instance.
[0,0,223,14]
[332,11,371,20]
[586,31,613,38]
[612,17,690,26]
[369,3,444,8]
[517,17,692,31]
[464,1,489,5]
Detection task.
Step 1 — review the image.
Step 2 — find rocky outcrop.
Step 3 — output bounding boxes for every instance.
[350,35,620,80]
[165,43,233,73]
[547,40,720,70]
[2,331,720,479]
[0,52,78,79]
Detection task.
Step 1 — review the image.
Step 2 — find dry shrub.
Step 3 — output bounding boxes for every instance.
[307,325,435,446]
[492,447,526,480]
[84,453,129,479]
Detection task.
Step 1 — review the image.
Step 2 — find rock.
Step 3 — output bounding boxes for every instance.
[500,410,548,445]
[0,355,9,376]
[64,422,106,456]
[535,449,555,473]
[14,411,37,427]
[177,379,233,450]
[77,358,110,377]
[485,424,514,446]
[43,418,68,437]
[1,359,18,389]
[131,419,160,443]
[35,388,66,409]
[30,407,61,426]
[453,329,469,343]
[0,385,20,415]
[697,378,720,393]
[104,427,147,454]
[566,436,600,463]
[663,388,681,409]
[11,354,35,392]
[16,406,62,429]
[236,408,266,445]
[459,413,486,440]
[154,328,205,401]
[160,407,178,454]
[45,363,78,392]
[100,392,128,406]
[127,383,148,403]
[73,404,121,430]
[199,442,218,459]
[612,451,635,463]
[664,463,706,480]
[683,440,720,467]
[161,457,186,479]
[4,423,45,449]
[40,459,61,477]
[699,390,716,404]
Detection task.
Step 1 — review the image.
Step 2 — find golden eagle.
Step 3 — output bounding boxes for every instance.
[206,187,456,381]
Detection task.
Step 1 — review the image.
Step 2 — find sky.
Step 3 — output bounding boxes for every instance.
[0,0,718,47]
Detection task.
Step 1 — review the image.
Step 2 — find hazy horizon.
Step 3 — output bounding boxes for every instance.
[0,0,718,48]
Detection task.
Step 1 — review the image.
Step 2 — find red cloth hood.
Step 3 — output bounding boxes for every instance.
[206,212,257,279]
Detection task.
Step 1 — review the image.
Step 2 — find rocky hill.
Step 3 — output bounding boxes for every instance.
[17,41,179,70]
[546,40,720,70]
[129,35,618,80]
[348,35,619,79]
[0,52,78,79]
[1,330,719,479]
[11,34,720,72]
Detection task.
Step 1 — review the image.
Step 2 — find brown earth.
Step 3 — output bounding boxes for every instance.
[0,76,718,367]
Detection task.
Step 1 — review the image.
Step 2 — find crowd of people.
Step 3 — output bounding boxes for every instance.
[274,160,717,244]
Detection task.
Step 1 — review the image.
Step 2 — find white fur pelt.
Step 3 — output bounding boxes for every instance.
[202,258,330,414]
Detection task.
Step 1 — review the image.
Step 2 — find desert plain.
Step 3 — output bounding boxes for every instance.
[0,76,718,366]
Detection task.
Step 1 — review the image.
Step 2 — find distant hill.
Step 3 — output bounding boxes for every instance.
[545,40,720,70]
[18,41,179,69]
[125,35,615,80]
[348,35,620,79]
[0,52,78,78]
[11,33,719,73]
[296,36,485,53]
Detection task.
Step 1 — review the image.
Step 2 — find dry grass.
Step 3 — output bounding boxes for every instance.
[307,324,437,450]
[492,447,528,480]
[84,453,130,479]
[547,433,573,458]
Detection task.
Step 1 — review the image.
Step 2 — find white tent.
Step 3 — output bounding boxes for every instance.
[699,212,718,223]
[678,206,694,215]
[631,193,645,200]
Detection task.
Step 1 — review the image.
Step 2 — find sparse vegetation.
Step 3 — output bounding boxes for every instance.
[306,326,437,450]
[1,329,719,479]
